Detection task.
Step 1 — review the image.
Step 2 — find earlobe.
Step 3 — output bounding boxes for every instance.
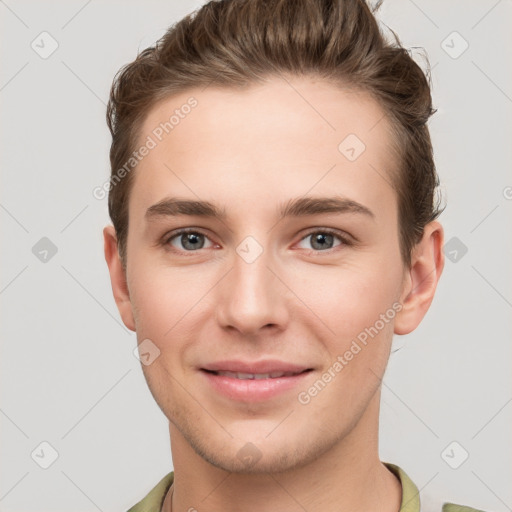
[394,221,445,335]
[103,226,136,332]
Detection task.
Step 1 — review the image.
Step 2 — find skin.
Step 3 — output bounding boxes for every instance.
[104,75,444,512]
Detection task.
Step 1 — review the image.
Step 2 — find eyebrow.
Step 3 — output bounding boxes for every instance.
[145,196,375,221]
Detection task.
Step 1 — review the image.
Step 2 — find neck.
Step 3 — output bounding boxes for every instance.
[163,390,401,512]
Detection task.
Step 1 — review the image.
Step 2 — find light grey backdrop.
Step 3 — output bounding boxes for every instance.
[1,1,511,511]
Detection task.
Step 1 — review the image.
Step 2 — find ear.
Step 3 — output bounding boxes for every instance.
[103,226,136,332]
[394,221,445,335]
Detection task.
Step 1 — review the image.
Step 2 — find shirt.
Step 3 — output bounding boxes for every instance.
[126,462,486,512]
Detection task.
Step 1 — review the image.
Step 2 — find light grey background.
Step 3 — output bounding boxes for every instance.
[1,1,511,511]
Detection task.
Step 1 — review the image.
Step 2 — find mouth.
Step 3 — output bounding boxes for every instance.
[199,362,314,402]
[202,369,312,380]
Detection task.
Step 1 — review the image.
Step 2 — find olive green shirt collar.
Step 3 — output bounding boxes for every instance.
[126,462,485,512]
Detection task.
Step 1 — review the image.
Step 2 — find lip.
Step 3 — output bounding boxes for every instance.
[200,360,313,402]
[201,359,311,374]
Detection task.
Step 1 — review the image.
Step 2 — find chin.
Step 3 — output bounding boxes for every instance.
[184,426,334,475]
[200,448,310,475]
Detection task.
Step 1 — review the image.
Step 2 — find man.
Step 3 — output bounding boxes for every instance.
[103,0,485,510]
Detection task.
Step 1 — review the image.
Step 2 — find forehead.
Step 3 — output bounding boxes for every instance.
[131,75,398,221]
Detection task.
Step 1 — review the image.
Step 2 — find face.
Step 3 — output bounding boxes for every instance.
[105,75,435,474]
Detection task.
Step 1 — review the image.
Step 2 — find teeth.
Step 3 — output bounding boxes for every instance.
[215,371,296,379]
[237,372,257,379]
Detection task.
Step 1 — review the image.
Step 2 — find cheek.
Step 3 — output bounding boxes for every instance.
[128,262,208,340]
[297,265,399,406]
[288,257,401,340]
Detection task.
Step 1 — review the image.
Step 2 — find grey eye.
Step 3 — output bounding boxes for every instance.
[169,231,213,251]
[297,231,343,251]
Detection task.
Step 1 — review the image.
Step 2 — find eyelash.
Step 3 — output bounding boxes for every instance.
[161,227,353,255]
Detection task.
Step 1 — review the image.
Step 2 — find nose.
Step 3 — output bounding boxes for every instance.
[214,242,290,337]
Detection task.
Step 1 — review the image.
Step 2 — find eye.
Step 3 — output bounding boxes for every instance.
[166,229,215,251]
[162,228,352,254]
[296,229,350,251]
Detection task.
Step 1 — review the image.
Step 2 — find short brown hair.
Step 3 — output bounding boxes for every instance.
[106,0,444,269]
